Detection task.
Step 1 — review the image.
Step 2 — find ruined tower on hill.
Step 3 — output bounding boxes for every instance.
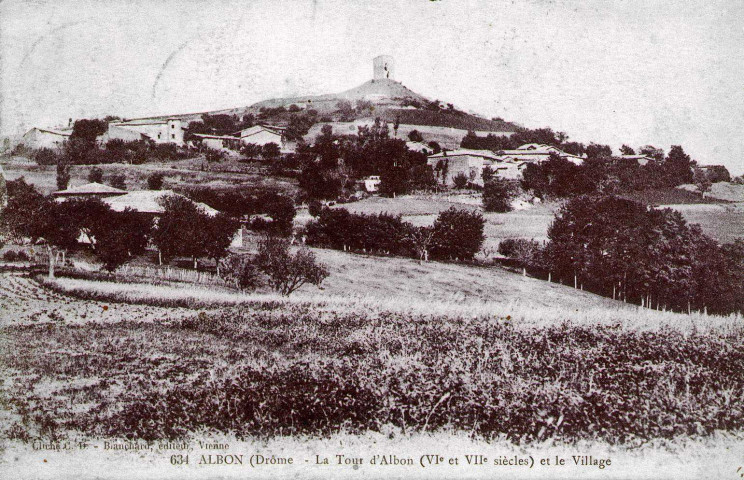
[373,55,395,80]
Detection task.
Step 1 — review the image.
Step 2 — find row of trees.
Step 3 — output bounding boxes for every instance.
[305,206,485,262]
[498,196,744,314]
[0,179,239,275]
[521,145,698,199]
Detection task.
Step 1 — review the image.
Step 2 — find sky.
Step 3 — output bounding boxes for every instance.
[1,0,743,174]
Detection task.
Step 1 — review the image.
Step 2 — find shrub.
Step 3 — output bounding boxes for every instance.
[32,148,60,166]
[147,172,164,190]
[483,178,515,212]
[308,199,323,217]
[3,250,18,262]
[218,254,261,292]
[430,207,485,261]
[204,148,225,163]
[256,237,329,296]
[88,167,104,183]
[498,238,543,268]
[452,172,469,189]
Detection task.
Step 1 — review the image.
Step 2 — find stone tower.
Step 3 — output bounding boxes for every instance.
[373,55,395,80]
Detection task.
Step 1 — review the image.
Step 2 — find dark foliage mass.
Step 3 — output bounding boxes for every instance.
[305,206,484,262]
[297,118,434,200]
[4,309,743,443]
[498,196,744,314]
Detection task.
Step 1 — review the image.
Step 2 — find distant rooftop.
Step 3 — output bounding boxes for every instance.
[52,182,127,197]
[103,190,218,216]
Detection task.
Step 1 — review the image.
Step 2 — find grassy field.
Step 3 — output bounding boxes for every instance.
[2,271,743,449]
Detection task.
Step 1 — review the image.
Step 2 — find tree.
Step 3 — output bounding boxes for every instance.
[147,172,165,190]
[263,195,296,236]
[256,237,329,296]
[619,145,636,155]
[108,174,127,190]
[408,130,424,142]
[70,119,107,144]
[406,225,435,262]
[2,190,78,278]
[95,209,151,272]
[452,172,469,189]
[240,143,263,160]
[88,167,104,183]
[56,157,71,190]
[262,143,281,162]
[32,148,61,166]
[482,178,514,212]
[151,195,208,266]
[202,213,240,274]
[481,165,495,183]
[218,254,261,292]
[56,197,111,248]
[664,145,695,186]
[430,207,485,261]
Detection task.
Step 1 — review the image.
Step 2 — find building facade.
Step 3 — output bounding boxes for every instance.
[107,119,184,145]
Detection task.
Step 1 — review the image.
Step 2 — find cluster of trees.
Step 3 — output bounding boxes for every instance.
[220,237,329,296]
[1,179,150,276]
[304,206,485,262]
[0,179,241,275]
[297,120,435,200]
[178,186,296,236]
[498,196,744,314]
[521,145,698,199]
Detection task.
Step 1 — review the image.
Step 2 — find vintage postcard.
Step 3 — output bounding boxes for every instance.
[1,0,743,479]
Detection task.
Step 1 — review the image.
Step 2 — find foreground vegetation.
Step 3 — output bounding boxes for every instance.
[2,273,743,446]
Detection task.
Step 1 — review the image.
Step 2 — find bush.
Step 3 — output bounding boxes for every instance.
[483,178,515,212]
[32,148,60,166]
[452,172,469,189]
[88,167,104,183]
[108,174,126,190]
[308,199,323,217]
[498,238,543,268]
[430,207,485,261]
[204,148,225,163]
[218,254,262,292]
[147,173,164,190]
[3,250,18,262]
[256,237,329,296]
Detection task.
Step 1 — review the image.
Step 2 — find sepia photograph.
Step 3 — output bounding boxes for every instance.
[1,0,743,478]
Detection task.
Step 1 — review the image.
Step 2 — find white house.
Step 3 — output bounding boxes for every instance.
[107,118,184,145]
[364,175,382,192]
[496,144,584,165]
[190,133,241,152]
[102,190,218,216]
[426,149,504,186]
[19,128,71,150]
[238,125,293,153]
[52,182,127,200]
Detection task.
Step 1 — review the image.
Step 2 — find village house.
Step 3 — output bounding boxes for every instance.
[190,133,242,152]
[106,118,185,145]
[238,125,294,153]
[52,182,127,201]
[19,127,72,150]
[427,143,585,187]
[364,175,382,192]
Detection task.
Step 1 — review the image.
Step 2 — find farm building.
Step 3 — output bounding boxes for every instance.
[405,141,431,154]
[238,125,294,153]
[107,118,184,145]
[19,127,71,150]
[427,149,506,186]
[98,125,149,144]
[427,143,585,186]
[52,182,127,200]
[496,144,584,165]
[190,133,241,152]
[103,190,218,216]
